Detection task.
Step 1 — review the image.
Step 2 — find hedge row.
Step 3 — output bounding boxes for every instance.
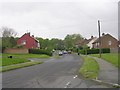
[79,48,110,55]
[29,49,52,56]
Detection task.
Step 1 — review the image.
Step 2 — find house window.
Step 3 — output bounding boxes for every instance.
[96,42,99,47]
[108,41,112,45]
[21,40,26,45]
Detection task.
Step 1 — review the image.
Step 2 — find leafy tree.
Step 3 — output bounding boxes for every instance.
[64,34,83,50]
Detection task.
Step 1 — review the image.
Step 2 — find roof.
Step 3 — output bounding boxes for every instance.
[92,34,118,44]
[75,38,90,46]
[19,33,39,43]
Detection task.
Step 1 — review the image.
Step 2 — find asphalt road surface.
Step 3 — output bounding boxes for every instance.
[2,54,110,88]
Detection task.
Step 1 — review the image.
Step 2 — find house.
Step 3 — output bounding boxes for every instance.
[75,36,97,48]
[92,33,118,52]
[17,33,40,49]
[75,38,88,47]
[87,36,97,49]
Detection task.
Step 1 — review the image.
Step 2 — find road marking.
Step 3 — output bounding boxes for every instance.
[64,75,78,88]
[73,75,78,79]
[64,86,67,88]
[66,81,71,86]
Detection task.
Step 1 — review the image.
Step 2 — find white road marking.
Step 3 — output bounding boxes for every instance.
[73,75,78,79]
[66,81,71,86]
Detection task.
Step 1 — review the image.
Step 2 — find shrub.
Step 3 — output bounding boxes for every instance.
[101,48,110,53]
[87,49,99,54]
[29,49,52,56]
[79,48,110,55]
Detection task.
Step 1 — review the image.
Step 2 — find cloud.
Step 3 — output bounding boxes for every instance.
[0,1,118,39]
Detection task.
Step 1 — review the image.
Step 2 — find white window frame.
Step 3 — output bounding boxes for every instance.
[21,40,26,45]
[108,41,112,45]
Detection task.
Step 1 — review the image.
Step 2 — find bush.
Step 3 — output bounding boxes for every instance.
[79,48,110,55]
[87,49,99,54]
[29,49,52,56]
[101,48,110,53]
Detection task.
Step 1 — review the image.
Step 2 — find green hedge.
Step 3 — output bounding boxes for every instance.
[79,48,110,55]
[29,49,52,56]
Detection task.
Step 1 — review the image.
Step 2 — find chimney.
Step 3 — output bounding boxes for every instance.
[32,35,34,38]
[27,32,30,36]
[91,36,93,39]
[102,33,105,36]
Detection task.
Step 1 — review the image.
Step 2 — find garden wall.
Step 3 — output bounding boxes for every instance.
[4,48,29,54]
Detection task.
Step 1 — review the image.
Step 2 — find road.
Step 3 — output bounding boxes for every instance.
[2,54,110,88]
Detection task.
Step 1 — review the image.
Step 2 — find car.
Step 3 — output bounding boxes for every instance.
[63,51,68,54]
[68,51,71,54]
[59,51,63,56]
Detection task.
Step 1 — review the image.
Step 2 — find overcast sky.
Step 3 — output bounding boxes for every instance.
[0,0,119,39]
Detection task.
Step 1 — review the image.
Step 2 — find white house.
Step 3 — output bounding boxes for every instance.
[87,36,97,49]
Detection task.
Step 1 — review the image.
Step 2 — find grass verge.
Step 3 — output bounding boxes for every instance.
[54,55,60,59]
[90,53,119,68]
[1,54,50,66]
[79,55,99,79]
[1,61,42,72]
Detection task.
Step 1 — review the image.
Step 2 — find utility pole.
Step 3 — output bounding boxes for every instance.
[98,20,101,58]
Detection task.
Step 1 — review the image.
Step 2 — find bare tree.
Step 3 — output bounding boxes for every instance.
[1,26,17,37]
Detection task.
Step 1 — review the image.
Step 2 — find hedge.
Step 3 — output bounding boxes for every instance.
[29,49,52,56]
[79,48,110,55]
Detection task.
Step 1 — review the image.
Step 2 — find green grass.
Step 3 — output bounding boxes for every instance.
[54,55,60,59]
[79,56,99,79]
[1,61,42,72]
[1,54,50,66]
[90,53,119,68]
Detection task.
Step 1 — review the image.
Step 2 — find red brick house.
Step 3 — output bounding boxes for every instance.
[17,33,40,49]
[92,33,118,52]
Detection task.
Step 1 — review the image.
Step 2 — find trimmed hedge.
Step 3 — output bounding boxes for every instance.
[29,49,52,56]
[79,48,110,55]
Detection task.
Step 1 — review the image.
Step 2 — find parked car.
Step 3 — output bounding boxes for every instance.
[68,51,71,54]
[63,51,68,54]
[59,51,63,56]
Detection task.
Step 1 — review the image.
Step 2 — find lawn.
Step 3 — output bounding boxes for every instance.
[1,54,50,66]
[79,56,99,79]
[90,53,119,68]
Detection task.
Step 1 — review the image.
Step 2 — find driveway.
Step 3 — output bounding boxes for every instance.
[2,54,109,88]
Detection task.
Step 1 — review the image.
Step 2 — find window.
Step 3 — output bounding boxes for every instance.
[21,40,26,45]
[108,41,112,45]
[96,42,99,46]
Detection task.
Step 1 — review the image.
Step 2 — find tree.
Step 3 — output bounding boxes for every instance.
[64,34,83,50]
[37,37,65,51]
[1,26,17,37]
[1,26,17,52]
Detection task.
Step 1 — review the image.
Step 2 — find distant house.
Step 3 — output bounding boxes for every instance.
[92,33,118,52]
[17,33,40,49]
[87,36,97,49]
[75,36,97,48]
[75,38,92,48]
[75,38,89,47]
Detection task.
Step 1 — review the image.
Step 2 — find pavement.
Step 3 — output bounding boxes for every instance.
[2,54,110,88]
[88,55,119,86]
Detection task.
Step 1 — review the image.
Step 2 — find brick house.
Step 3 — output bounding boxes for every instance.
[75,38,89,47]
[92,33,118,52]
[17,33,40,49]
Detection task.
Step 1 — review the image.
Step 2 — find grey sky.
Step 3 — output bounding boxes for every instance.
[0,0,119,39]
